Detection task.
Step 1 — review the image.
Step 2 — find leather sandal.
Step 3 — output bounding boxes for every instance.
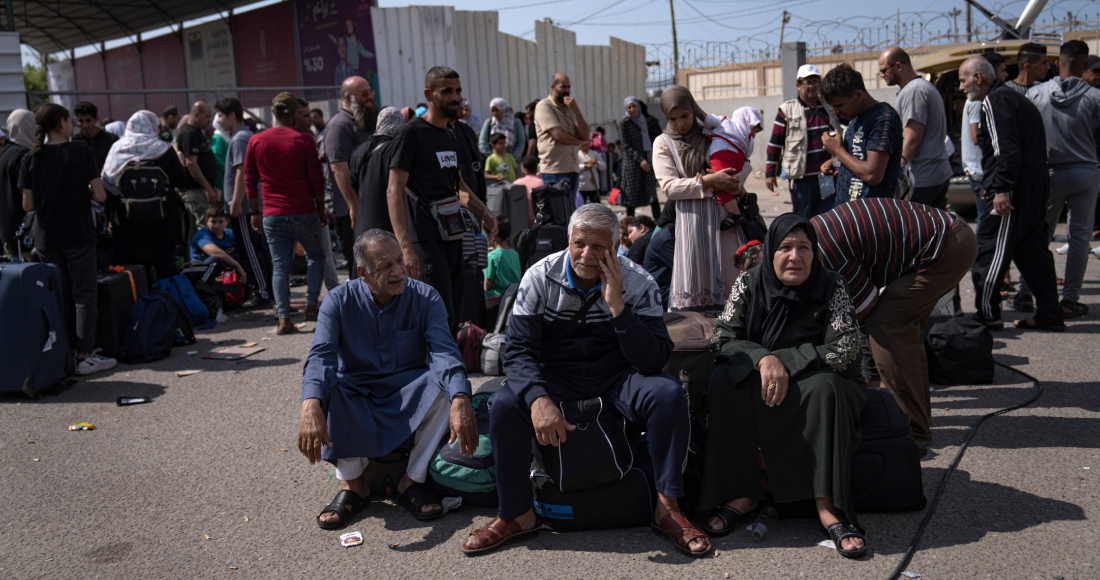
[705,502,760,537]
[461,516,540,556]
[1011,293,1035,313]
[317,489,370,530]
[822,522,868,559]
[651,511,713,558]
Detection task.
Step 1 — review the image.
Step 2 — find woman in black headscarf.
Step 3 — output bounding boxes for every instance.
[699,213,868,559]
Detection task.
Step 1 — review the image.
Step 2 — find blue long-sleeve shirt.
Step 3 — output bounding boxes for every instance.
[504,251,672,406]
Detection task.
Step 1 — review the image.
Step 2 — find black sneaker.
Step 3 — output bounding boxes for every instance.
[240,294,271,310]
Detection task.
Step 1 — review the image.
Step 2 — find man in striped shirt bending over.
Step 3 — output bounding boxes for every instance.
[811,198,977,447]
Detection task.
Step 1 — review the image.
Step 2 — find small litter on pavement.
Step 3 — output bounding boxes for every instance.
[117,396,151,406]
[901,572,921,579]
[204,346,265,360]
[186,351,198,356]
[176,370,203,377]
[241,341,258,348]
[816,539,835,549]
[68,422,96,431]
[340,532,364,547]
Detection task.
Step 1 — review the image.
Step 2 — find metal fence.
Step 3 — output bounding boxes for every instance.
[26,86,343,124]
[644,13,1095,92]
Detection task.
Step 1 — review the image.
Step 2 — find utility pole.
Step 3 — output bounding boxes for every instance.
[949,7,961,43]
[670,0,679,85]
[779,10,790,47]
[966,2,972,42]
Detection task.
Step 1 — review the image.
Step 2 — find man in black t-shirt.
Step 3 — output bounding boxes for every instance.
[386,66,498,333]
[71,101,118,172]
[525,101,539,158]
[177,102,220,245]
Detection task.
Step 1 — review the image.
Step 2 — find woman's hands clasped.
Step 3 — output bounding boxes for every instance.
[756,354,789,407]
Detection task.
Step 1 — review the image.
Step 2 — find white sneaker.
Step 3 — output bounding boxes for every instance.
[1092,246,1100,260]
[1055,244,1069,255]
[75,349,118,376]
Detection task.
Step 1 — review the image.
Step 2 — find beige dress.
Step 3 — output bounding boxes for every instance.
[653,134,746,317]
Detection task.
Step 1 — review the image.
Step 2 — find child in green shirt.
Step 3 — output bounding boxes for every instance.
[484,132,517,186]
[484,220,521,297]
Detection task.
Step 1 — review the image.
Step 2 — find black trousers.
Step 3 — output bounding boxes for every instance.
[335,214,356,279]
[228,213,273,301]
[413,237,465,335]
[971,172,1063,325]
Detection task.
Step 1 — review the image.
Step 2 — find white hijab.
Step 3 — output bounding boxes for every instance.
[705,106,764,157]
[488,97,515,146]
[101,110,171,185]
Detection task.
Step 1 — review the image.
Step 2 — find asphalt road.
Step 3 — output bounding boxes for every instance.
[1,192,1097,579]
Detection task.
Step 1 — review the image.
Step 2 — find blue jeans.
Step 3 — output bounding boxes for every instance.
[789,176,836,218]
[542,172,580,207]
[968,176,989,231]
[263,214,327,319]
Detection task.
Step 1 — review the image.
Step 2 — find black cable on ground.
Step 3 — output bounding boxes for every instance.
[885,360,1045,580]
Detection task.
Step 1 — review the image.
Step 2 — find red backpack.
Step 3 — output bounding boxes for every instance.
[455,322,484,373]
[219,271,247,309]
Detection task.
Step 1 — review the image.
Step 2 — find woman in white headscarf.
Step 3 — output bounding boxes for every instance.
[478,97,525,161]
[104,120,126,138]
[102,110,190,276]
[0,109,34,256]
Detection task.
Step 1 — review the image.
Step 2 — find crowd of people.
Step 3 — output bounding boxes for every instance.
[3,40,1097,561]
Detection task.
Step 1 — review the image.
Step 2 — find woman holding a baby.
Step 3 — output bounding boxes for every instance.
[651,85,762,317]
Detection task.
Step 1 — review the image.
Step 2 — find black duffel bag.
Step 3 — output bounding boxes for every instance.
[536,397,633,493]
[532,437,656,531]
[924,315,995,385]
[850,388,927,512]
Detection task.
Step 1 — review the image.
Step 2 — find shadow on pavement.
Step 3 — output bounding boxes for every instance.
[0,381,167,404]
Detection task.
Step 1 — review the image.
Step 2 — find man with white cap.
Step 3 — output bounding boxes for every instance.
[764,63,843,218]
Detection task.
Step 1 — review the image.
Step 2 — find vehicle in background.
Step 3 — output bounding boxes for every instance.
[913,38,1060,213]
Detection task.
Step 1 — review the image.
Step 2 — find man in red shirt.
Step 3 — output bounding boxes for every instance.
[245,93,329,335]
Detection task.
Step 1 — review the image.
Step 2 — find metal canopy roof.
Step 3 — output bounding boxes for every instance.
[6,0,263,55]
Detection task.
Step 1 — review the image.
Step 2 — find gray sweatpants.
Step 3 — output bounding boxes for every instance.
[1020,164,1099,303]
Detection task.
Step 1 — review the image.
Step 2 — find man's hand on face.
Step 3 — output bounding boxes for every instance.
[563,96,579,111]
[297,399,331,464]
[598,249,625,317]
[448,394,479,457]
[532,396,575,447]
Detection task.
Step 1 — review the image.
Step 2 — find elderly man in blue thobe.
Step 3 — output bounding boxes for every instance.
[298,229,478,529]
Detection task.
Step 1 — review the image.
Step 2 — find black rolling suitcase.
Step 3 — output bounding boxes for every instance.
[506,185,530,232]
[95,265,149,359]
[529,180,574,226]
[0,262,74,398]
[460,262,488,329]
[850,388,927,512]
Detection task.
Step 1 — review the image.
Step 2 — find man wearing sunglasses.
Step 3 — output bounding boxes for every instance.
[878,47,953,210]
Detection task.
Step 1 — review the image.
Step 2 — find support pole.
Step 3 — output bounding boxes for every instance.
[669,0,679,85]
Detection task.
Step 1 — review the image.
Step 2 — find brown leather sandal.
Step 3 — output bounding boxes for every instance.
[651,511,713,558]
[460,516,540,556]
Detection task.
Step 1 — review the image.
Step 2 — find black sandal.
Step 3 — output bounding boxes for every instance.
[393,481,445,521]
[1061,300,1089,319]
[1011,293,1035,313]
[317,489,370,530]
[1014,317,1067,332]
[823,522,868,559]
[704,502,760,537]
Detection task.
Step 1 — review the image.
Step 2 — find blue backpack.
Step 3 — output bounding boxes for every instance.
[156,274,212,329]
[119,295,177,364]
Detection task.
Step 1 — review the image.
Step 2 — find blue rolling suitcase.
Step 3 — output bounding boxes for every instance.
[0,262,74,398]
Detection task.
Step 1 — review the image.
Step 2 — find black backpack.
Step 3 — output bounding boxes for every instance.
[924,316,995,385]
[116,162,173,224]
[529,180,574,226]
[118,295,177,364]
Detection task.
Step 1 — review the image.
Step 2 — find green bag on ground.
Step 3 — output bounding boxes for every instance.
[429,390,498,507]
